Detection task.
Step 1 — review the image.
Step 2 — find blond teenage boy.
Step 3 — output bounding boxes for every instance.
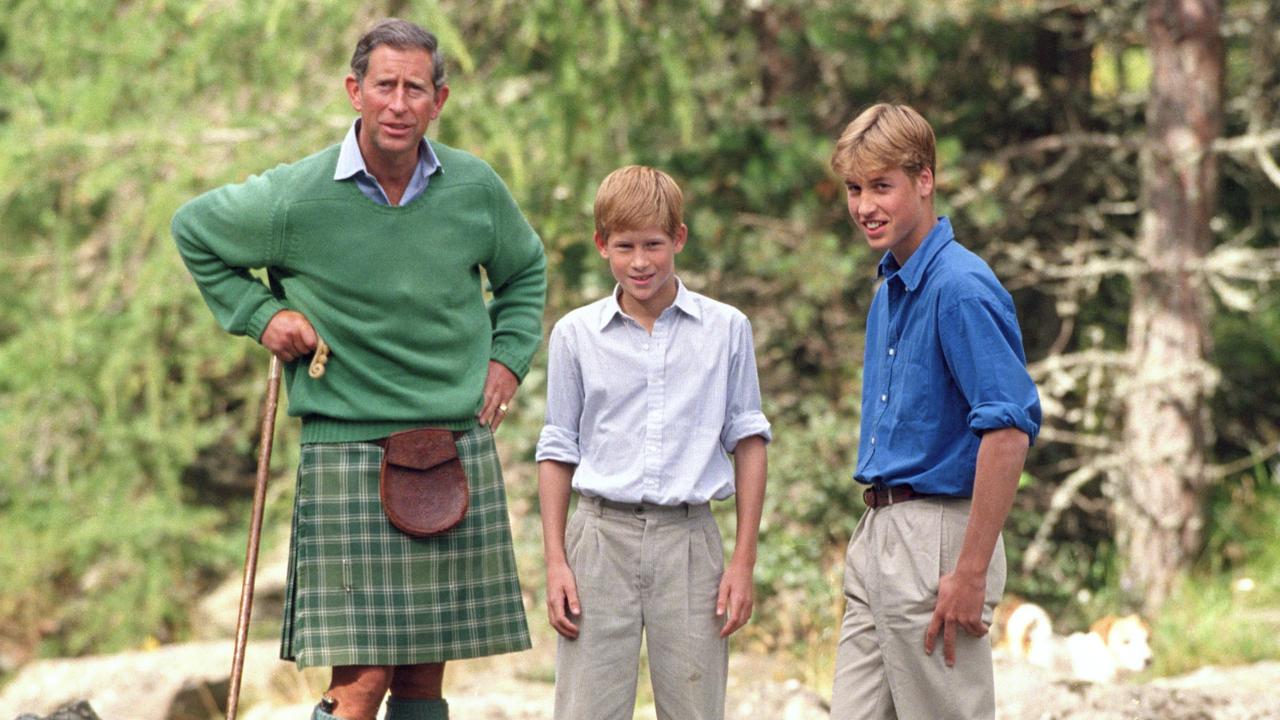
[536,166,771,720]
[828,104,1041,719]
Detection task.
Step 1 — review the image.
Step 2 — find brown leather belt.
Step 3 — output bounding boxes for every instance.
[862,484,933,508]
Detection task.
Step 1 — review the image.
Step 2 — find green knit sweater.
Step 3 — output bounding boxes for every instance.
[172,142,546,443]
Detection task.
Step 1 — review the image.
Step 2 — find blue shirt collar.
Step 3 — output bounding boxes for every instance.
[877,216,954,292]
[598,277,701,331]
[333,119,441,197]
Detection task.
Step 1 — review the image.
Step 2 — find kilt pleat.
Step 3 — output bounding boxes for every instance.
[280,425,531,668]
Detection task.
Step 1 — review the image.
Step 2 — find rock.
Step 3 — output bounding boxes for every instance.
[994,658,1280,719]
[239,703,316,720]
[14,700,103,720]
[194,541,290,640]
[0,641,290,720]
[729,677,828,720]
[9,641,1279,720]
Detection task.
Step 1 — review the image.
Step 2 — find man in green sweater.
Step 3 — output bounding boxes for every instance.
[172,18,545,720]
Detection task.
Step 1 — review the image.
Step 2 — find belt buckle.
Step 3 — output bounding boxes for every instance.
[864,485,891,509]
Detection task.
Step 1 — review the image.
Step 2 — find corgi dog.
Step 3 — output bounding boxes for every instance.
[993,597,1056,669]
[994,599,1154,683]
[1065,614,1154,683]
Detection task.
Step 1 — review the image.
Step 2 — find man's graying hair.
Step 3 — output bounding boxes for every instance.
[350,18,446,89]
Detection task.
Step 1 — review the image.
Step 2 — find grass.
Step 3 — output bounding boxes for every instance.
[1150,568,1280,676]
[1149,464,1280,675]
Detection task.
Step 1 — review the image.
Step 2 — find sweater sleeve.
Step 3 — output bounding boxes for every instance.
[482,170,547,381]
[171,171,289,342]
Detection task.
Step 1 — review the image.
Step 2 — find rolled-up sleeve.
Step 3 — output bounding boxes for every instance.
[536,323,584,464]
[941,298,1042,443]
[720,315,773,452]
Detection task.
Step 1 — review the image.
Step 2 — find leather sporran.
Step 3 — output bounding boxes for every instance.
[378,428,469,537]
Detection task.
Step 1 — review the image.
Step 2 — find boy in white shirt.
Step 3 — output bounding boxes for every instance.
[536,165,771,719]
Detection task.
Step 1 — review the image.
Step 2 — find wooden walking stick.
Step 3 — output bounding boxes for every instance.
[226,354,283,720]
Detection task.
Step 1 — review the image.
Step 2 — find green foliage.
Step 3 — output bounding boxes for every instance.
[749,404,860,651]
[0,0,352,657]
[1202,458,1280,587]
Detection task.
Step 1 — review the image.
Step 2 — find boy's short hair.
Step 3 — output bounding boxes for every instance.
[831,103,936,182]
[593,165,684,241]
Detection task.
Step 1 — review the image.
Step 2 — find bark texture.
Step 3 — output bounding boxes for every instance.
[1120,0,1224,613]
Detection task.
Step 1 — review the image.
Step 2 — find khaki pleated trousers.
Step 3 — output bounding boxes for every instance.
[830,497,1006,720]
[554,495,728,720]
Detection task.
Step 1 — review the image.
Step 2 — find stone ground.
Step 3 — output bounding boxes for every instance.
[5,634,1280,720]
[993,657,1280,719]
[6,520,1278,719]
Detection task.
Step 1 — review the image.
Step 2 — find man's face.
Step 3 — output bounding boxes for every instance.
[845,166,934,265]
[345,45,448,167]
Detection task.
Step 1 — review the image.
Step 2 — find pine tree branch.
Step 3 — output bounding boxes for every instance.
[1214,128,1280,153]
[1208,440,1280,481]
[1021,458,1122,575]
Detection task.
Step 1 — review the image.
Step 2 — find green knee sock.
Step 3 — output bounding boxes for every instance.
[384,696,448,720]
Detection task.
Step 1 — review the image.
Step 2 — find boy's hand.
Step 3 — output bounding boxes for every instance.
[716,558,754,637]
[546,561,581,639]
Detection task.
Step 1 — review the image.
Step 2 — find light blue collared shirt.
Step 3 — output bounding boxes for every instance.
[536,280,772,505]
[333,119,440,206]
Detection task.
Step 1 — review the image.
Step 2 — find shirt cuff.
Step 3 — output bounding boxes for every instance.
[721,412,773,453]
[536,425,581,464]
[967,402,1040,444]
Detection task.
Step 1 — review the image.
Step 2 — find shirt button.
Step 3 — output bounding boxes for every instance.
[880,394,888,402]
[871,436,877,445]
[643,344,650,351]
[888,348,896,356]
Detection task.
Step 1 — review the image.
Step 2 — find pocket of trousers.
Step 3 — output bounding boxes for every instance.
[565,510,587,567]
[697,518,725,575]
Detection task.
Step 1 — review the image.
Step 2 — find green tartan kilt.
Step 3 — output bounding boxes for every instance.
[280,425,531,668]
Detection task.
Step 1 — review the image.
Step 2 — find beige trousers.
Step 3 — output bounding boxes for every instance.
[830,497,1006,720]
[554,495,728,720]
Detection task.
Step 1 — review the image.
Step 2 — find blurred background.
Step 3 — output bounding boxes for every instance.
[1,0,1278,712]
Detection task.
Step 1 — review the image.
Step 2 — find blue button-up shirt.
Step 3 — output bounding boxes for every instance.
[333,119,439,206]
[855,217,1041,496]
[536,280,773,505]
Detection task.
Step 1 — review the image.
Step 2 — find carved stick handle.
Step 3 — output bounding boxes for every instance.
[308,338,330,379]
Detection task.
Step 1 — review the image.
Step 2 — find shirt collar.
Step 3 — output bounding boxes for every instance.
[333,118,442,184]
[877,216,954,291]
[596,277,701,331]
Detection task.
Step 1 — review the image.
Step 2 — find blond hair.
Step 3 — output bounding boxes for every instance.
[593,165,684,241]
[831,103,936,181]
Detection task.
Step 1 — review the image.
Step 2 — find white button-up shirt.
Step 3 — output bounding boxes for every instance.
[536,280,772,505]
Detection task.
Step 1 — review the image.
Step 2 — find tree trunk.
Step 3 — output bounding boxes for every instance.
[1120,0,1223,614]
